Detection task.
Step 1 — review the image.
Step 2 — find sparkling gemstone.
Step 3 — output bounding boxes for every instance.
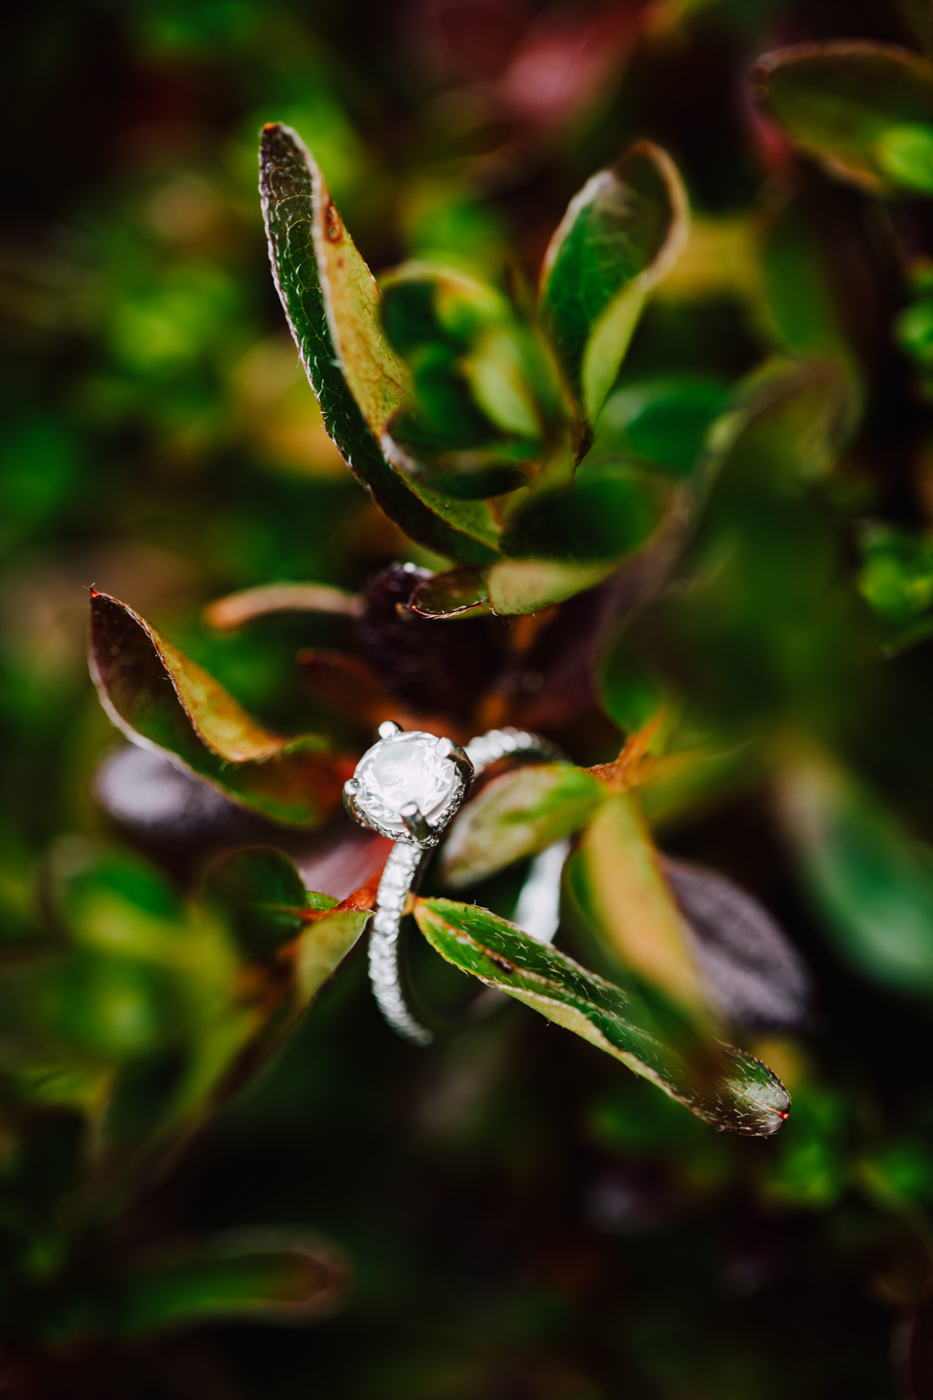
[353,731,459,833]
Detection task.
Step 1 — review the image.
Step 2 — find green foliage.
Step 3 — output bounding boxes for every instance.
[539,143,689,423]
[116,1230,350,1334]
[857,521,933,650]
[381,265,570,499]
[439,763,605,887]
[13,3,933,1395]
[779,756,933,995]
[261,124,692,612]
[259,123,502,564]
[413,897,789,1135]
[752,40,933,194]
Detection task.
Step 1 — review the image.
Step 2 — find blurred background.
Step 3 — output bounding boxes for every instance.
[4,0,933,1395]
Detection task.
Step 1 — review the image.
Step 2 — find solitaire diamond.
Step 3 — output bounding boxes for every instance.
[352,730,461,835]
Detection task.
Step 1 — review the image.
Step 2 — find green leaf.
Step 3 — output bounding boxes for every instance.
[596,376,728,476]
[485,453,683,615]
[118,1229,350,1334]
[499,453,671,563]
[540,141,689,423]
[759,196,858,374]
[89,591,352,828]
[40,839,256,1145]
[439,763,605,888]
[414,898,789,1136]
[751,41,933,195]
[259,123,500,563]
[486,557,621,616]
[699,356,856,497]
[2,951,186,1065]
[857,521,933,653]
[48,839,237,995]
[600,640,665,734]
[380,264,571,499]
[294,907,372,1007]
[204,847,338,962]
[778,754,933,996]
[575,792,710,1018]
[409,565,493,618]
[897,288,933,369]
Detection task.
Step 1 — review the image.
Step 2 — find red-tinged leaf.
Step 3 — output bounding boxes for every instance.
[204,846,337,962]
[299,648,465,741]
[89,591,352,828]
[204,582,363,630]
[576,791,710,1020]
[299,650,399,726]
[294,906,372,1008]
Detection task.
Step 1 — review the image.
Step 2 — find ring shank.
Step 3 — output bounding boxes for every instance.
[367,727,566,1045]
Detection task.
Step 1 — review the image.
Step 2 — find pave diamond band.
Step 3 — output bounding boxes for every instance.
[345,723,568,1045]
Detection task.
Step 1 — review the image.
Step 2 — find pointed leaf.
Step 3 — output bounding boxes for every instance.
[596,376,729,476]
[576,792,710,1019]
[500,453,673,562]
[204,847,337,962]
[778,754,933,995]
[439,762,605,888]
[203,847,370,1012]
[540,142,689,422]
[414,898,789,1136]
[260,123,500,562]
[119,1229,350,1334]
[751,41,933,195]
[294,906,372,1007]
[487,557,620,615]
[89,591,350,828]
[488,457,686,615]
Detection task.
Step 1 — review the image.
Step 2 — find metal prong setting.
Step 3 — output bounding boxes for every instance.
[343,726,475,847]
[343,775,362,825]
[400,802,431,843]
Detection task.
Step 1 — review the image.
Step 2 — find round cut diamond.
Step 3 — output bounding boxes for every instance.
[353,731,459,834]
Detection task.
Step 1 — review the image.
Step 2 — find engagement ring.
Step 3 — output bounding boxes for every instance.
[345,721,568,1044]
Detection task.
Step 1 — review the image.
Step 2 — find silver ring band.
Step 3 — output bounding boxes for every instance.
[345,725,566,1045]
